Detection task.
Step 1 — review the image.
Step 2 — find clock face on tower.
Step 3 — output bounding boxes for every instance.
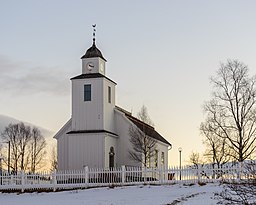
[100,62,104,72]
[87,62,94,71]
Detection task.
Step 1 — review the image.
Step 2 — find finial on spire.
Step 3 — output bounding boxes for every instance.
[92,24,96,45]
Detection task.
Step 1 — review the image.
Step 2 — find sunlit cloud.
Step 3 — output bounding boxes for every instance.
[0,55,70,96]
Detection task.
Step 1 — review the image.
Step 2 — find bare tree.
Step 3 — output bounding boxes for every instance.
[129,106,157,167]
[201,60,256,162]
[217,161,256,204]
[1,123,21,172]
[129,126,157,167]
[50,146,58,171]
[18,123,31,171]
[30,127,46,173]
[201,123,230,167]
[1,122,46,172]
[189,151,204,169]
[137,105,154,126]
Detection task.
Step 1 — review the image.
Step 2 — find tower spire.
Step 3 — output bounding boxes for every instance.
[92,24,96,45]
[81,24,106,61]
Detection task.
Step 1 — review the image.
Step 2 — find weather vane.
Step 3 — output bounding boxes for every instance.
[92,24,96,44]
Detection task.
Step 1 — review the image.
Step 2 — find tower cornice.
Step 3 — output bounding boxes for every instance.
[70,73,117,85]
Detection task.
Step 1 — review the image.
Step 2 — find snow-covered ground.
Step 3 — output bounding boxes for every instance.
[0,183,222,205]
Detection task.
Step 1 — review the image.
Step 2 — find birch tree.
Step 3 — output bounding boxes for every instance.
[1,123,20,172]
[30,127,46,173]
[201,60,256,162]
[1,122,46,172]
[129,105,157,167]
[50,146,58,171]
[201,123,230,167]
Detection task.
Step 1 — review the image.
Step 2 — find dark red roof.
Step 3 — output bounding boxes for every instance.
[116,106,172,147]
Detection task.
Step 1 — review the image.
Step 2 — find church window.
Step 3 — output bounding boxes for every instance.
[146,156,151,168]
[108,86,111,103]
[161,152,165,166]
[84,84,91,101]
[154,150,158,167]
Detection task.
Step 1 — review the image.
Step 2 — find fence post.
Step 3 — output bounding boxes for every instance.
[143,167,146,183]
[121,165,125,185]
[197,164,201,183]
[238,162,242,180]
[21,171,25,193]
[10,174,14,185]
[160,166,163,184]
[52,170,57,192]
[84,166,89,187]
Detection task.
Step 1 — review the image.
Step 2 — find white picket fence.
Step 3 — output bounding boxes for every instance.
[0,161,254,192]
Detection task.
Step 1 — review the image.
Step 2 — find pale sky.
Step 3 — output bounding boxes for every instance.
[1,0,256,166]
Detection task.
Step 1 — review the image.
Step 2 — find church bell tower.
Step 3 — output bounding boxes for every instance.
[70,25,116,133]
[81,25,106,75]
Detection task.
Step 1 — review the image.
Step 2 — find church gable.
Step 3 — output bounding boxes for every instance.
[53,119,71,140]
[115,106,172,147]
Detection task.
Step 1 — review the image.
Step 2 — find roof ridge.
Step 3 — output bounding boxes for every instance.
[115,106,154,129]
[115,106,132,115]
[115,106,171,147]
[126,114,155,130]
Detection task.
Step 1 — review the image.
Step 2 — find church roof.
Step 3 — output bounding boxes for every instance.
[81,42,107,61]
[70,73,116,85]
[67,129,118,136]
[115,106,172,147]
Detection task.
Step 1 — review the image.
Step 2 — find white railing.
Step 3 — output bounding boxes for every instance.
[0,161,254,192]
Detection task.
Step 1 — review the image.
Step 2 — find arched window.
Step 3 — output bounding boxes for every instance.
[109,147,115,168]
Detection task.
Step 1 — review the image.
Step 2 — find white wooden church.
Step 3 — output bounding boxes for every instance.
[54,32,171,170]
